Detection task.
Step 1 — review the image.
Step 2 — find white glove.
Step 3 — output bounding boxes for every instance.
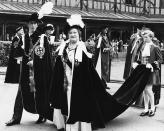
[132,62,138,69]
[15,57,22,64]
[146,63,153,72]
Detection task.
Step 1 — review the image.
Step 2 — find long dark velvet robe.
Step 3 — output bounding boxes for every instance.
[11,33,37,113]
[50,50,151,130]
[19,33,37,113]
[5,36,20,83]
[33,35,54,121]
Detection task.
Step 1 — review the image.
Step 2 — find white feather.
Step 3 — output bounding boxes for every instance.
[67,14,85,29]
[38,2,54,19]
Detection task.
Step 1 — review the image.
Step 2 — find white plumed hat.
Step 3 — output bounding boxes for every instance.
[66,14,85,29]
[142,30,154,38]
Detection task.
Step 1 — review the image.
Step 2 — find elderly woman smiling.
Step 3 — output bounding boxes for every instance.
[50,14,93,131]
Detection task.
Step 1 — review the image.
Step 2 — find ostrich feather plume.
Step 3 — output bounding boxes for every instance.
[67,14,85,29]
[38,2,54,19]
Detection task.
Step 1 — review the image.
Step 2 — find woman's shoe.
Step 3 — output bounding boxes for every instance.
[58,128,65,131]
[149,107,156,117]
[35,116,47,124]
[140,111,149,116]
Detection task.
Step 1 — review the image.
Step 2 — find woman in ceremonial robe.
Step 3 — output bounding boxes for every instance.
[49,14,152,131]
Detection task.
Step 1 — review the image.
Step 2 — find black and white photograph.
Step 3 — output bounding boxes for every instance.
[0,0,164,131]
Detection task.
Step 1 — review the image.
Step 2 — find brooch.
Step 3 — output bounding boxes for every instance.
[74,59,79,66]
[34,45,45,59]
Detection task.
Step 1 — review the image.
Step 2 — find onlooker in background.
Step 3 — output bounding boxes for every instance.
[95,26,112,84]
[118,39,123,52]
[4,26,24,83]
[132,29,163,117]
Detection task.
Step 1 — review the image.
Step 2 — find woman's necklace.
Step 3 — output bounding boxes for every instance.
[65,43,77,63]
[68,43,77,52]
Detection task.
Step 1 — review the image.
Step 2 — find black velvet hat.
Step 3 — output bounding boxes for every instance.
[25,2,54,24]
[27,12,43,23]
[64,24,83,35]
[16,26,23,33]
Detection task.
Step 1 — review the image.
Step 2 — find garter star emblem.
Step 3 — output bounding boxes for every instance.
[34,45,45,59]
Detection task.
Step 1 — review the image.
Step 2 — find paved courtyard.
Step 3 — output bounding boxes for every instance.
[0,60,164,131]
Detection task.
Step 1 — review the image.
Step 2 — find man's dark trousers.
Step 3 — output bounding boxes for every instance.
[12,85,23,121]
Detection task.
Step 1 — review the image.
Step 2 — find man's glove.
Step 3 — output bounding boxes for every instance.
[132,62,139,69]
[146,63,153,72]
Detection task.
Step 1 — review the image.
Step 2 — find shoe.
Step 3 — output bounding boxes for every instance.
[35,116,47,124]
[58,128,65,131]
[140,111,149,116]
[149,107,156,117]
[5,118,20,126]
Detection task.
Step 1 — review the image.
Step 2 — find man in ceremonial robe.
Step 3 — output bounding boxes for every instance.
[5,13,48,126]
